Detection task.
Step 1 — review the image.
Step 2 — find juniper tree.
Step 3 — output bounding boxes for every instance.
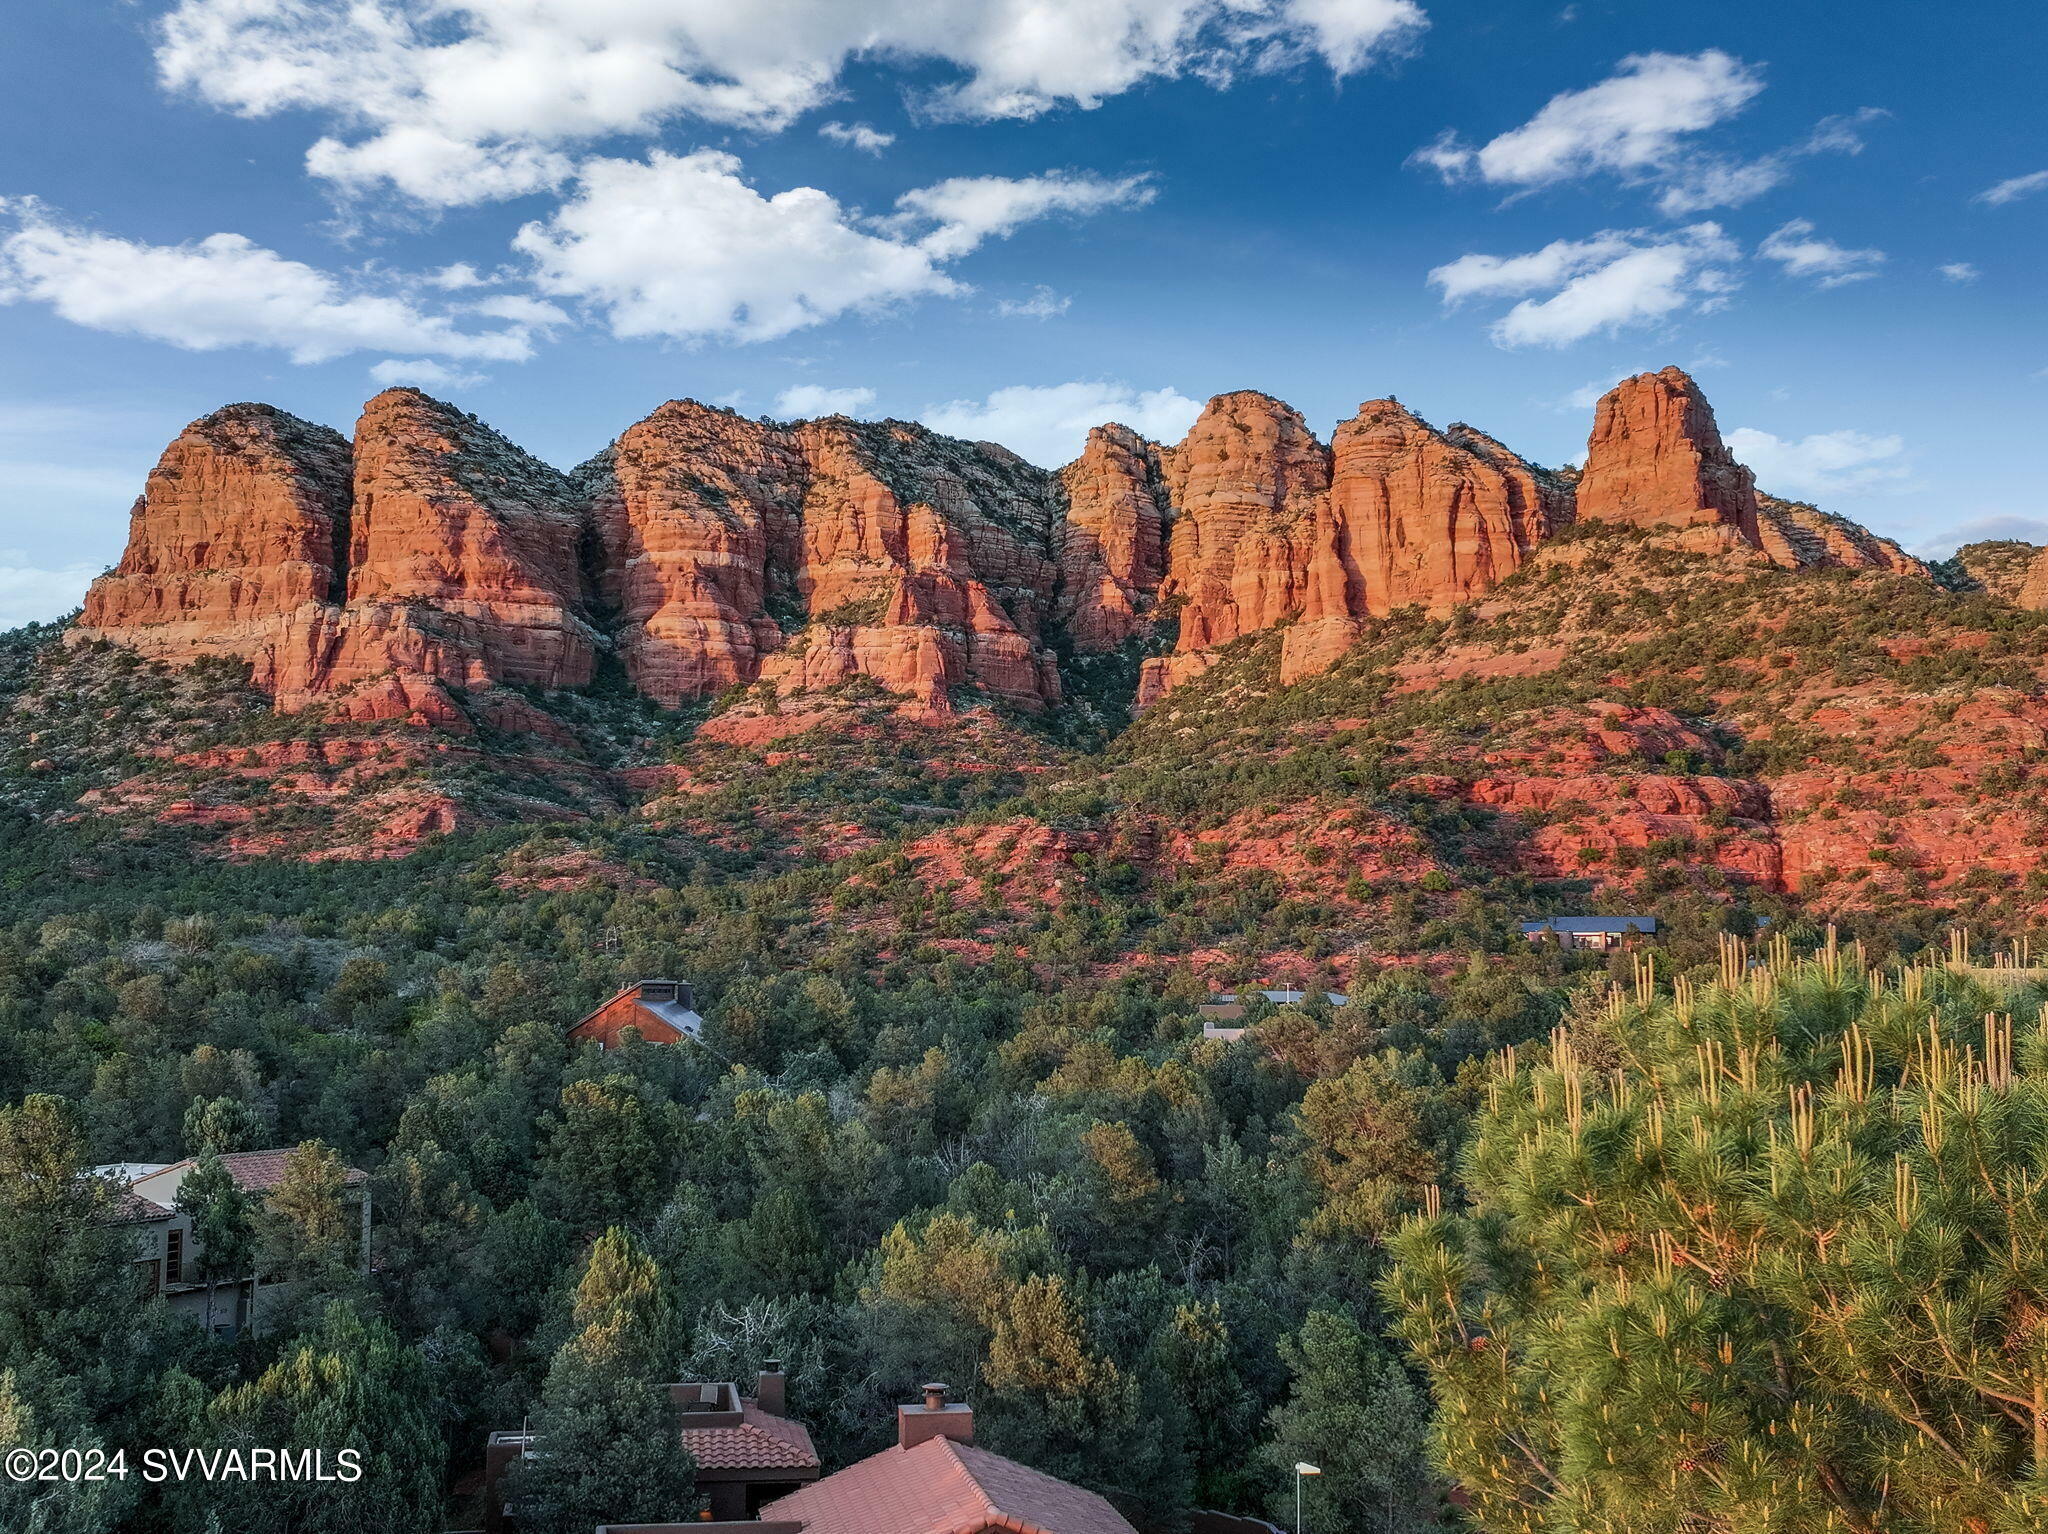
[1387,937,2048,1534]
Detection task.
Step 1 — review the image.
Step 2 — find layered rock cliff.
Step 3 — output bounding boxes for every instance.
[80,403,352,662]
[74,367,1925,723]
[1576,366,1761,546]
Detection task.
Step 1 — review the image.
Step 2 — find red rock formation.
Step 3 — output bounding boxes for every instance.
[1138,395,1571,699]
[338,389,597,691]
[584,401,802,705]
[1577,367,1760,545]
[588,407,1063,717]
[1755,492,1927,576]
[78,403,351,664]
[2013,547,2048,610]
[1055,424,1171,653]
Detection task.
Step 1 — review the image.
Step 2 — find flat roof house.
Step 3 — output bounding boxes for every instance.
[100,1149,370,1338]
[1198,989,1350,1042]
[1519,916,1658,951]
[568,980,705,1050]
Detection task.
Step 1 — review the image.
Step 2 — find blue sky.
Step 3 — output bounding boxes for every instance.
[3,0,2044,625]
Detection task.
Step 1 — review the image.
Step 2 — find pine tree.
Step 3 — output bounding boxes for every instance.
[173,1147,255,1337]
[1263,1310,1437,1533]
[1386,938,2048,1533]
[514,1228,697,1534]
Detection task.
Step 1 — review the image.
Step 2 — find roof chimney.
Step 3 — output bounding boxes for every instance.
[756,1360,786,1419]
[897,1383,973,1450]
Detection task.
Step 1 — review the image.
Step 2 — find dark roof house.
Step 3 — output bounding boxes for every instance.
[1520,916,1657,950]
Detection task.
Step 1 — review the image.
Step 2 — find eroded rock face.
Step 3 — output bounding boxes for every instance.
[1756,492,1926,576]
[341,389,598,691]
[586,408,1063,716]
[1577,367,1761,545]
[79,404,352,664]
[583,401,802,705]
[77,369,1932,724]
[1054,424,1171,653]
[1136,395,1569,698]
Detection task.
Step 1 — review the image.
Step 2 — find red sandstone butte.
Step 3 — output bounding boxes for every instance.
[78,403,352,666]
[1054,423,1171,654]
[1577,366,1761,546]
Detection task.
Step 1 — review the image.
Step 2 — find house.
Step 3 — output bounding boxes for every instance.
[1519,916,1658,952]
[1198,989,1350,1042]
[583,1383,1138,1534]
[568,980,705,1049]
[484,1366,820,1533]
[100,1148,370,1338]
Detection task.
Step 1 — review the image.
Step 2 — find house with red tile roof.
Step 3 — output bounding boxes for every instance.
[99,1148,370,1339]
[484,1367,820,1533]
[585,1384,1137,1534]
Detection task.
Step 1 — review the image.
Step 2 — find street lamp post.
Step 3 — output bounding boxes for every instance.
[1293,1461,1322,1534]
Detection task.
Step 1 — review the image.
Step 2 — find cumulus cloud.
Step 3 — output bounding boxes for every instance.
[1940,262,1980,283]
[369,358,488,390]
[1910,515,2048,558]
[1413,53,1873,215]
[1725,426,1910,499]
[819,122,895,154]
[0,555,101,629]
[159,0,1426,206]
[0,198,539,364]
[774,384,878,418]
[921,380,1202,467]
[1757,219,1884,286]
[1975,170,2048,206]
[1429,224,1739,348]
[893,172,1154,259]
[1414,52,1762,188]
[513,152,1147,344]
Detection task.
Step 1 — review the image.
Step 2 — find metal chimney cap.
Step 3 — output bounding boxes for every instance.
[762,1358,783,1373]
[921,1382,950,1409]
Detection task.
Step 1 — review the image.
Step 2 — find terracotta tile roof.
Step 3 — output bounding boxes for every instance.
[109,1189,170,1223]
[136,1149,368,1196]
[759,1436,1137,1534]
[682,1404,820,1473]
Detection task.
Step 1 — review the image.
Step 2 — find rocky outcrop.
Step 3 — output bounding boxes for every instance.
[1054,424,1171,653]
[79,404,352,665]
[1945,540,2041,603]
[1137,395,1570,699]
[1577,367,1760,546]
[76,368,1932,725]
[1755,492,1926,576]
[336,389,598,692]
[586,407,1063,717]
[584,402,802,705]
[2016,546,2048,611]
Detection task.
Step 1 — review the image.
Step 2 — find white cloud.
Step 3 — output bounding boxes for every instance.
[159,0,1425,206]
[921,380,1202,467]
[1975,170,2048,206]
[819,122,895,154]
[1940,262,1980,283]
[428,262,489,290]
[998,285,1072,318]
[0,198,538,364]
[1413,54,1873,216]
[774,384,877,418]
[1415,51,1762,191]
[1725,426,1910,499]
[0,559,101,629]
[1757,219,1884,286]
[1429,224,1739,348]
[513,151,1147,344]
[894,172,1154,259]
[369,358,488,390]
[1910,515,2048,558]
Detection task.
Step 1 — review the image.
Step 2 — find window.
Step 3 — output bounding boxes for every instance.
[165,1229,184,1284]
